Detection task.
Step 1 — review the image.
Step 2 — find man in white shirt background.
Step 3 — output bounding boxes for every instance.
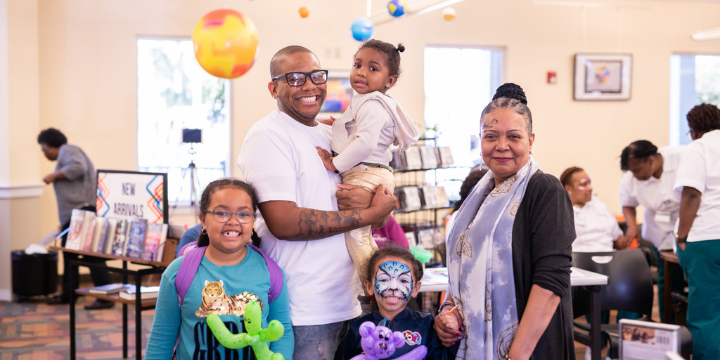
[619,140,687,323]
[237,46,396,360]
[673,104,720,359]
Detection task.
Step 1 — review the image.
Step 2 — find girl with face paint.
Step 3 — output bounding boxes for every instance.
[342,247,458,359]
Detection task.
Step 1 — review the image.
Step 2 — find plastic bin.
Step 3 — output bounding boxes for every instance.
[11,250,58,297]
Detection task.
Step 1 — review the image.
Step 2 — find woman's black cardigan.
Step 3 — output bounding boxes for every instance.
[511,170,576,360]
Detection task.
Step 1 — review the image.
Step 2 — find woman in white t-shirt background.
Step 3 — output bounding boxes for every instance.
[673,103,720,360]
[560,166,629,253]
[561,166,638,360]
[618,140,687,323]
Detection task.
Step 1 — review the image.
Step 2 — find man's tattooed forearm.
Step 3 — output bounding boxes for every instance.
[295,209,363,239]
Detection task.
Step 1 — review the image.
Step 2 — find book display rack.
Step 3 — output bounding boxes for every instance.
[50,237,178,360]
[391,138,468,264]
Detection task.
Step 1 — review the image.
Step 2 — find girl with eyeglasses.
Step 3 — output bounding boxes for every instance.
[315,39,419,288]
[146,178,294,360]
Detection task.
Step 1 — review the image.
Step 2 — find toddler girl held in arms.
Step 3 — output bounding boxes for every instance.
[317,39,419,286]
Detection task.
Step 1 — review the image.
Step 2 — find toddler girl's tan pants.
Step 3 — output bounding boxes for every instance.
[340,165,395,286]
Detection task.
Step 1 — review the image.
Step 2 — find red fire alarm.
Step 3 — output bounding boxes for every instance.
[547,71,557,84]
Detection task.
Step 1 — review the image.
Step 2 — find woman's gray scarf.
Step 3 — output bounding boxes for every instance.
[446,157,539,359]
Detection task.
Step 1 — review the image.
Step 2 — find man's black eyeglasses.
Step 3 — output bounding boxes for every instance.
[272,70,328,87]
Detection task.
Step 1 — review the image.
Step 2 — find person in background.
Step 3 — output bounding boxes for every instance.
[673,103,720,359]
[435,84,575,360]
[561,166,634,359]
[444,168,487,240]
[38,128,114,310]
[619,139,686,322]
[371,215,409,250]
[560,166,628,252]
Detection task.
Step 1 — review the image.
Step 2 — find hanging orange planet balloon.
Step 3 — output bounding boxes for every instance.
[299,7,310,18]
[442,7,456,21]
[192,9,259,79]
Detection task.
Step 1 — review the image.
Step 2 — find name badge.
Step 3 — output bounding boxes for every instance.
[654,211,672,224]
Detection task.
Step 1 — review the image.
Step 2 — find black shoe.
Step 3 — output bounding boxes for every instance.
[84,300,115,310]
[47,295,69,305]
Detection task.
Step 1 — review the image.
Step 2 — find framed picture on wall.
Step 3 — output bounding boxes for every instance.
[574,54,632,100]
[317,70,353,119]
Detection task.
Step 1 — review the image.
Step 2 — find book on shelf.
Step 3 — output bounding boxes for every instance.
[404,231,417,247]
[90,216,106,253]
[125,219,148,258]
[111,219,129,256]
[87,283,132,295]
[82,212,97,252]
[142,223,168,261]
[435,187,450,208]
[119,285,160,300]
[65,209,91,250]
[419,187,440,208]
[396,187,422,211]
[438,147,454,167]
[102,218,118,254]
[418,146,438,169]
[404,146,423,170]
[417,228,444,249]
[390,150,406,171]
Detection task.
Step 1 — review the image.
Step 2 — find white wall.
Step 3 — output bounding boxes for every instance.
[5,0,720,249]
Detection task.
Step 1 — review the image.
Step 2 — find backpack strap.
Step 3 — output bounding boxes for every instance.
[174,243,283,306]
[247,244,284,303]
[175,245,206,307]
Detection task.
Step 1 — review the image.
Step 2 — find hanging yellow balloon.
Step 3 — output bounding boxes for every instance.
[192,9,259,79]
[299,7,309,18]
[442,7,456,21]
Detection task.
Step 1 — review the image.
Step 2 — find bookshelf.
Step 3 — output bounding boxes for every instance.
[391,138,470,262]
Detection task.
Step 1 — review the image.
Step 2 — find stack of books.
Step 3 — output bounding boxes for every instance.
[64,209,168,261]
[119,285,160,300]
[390,146,454,171]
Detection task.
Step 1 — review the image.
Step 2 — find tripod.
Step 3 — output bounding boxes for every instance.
[176,145,202,207]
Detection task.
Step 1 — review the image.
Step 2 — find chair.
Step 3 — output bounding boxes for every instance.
[572,249,693,359]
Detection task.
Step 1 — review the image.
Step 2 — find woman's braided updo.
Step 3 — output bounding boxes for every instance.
[481,83,533,134]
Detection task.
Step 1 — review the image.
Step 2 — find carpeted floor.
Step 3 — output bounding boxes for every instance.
[0,285,661,360]
[0,297,154,360]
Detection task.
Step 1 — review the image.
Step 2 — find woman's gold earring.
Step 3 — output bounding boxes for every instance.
[202,228,207,235]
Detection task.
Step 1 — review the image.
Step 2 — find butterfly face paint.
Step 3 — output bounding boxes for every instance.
[375,260,413,302]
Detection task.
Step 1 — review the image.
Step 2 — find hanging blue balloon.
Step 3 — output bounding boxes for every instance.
[351,17,374,42]
[387,0,408,17]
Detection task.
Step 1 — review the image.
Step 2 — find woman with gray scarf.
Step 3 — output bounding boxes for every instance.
[433,84,575,360]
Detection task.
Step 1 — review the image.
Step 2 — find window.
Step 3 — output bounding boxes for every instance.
[424,46,503,200]
[137,39,231,206]
[670,54,720,146]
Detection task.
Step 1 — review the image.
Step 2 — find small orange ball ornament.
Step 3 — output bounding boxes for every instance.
[442,7,456,21]
[299,7,310,18]
[192,9,259,79]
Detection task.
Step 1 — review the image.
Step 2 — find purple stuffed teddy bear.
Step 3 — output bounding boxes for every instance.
[349,321,428,360]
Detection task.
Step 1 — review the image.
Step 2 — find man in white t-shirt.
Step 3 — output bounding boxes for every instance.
[673,104,720,359]
[237,46,396,360]
[619,140,687,322]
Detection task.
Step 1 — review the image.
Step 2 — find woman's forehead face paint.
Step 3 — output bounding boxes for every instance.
[374,260,414,302]
[577,177,591,190]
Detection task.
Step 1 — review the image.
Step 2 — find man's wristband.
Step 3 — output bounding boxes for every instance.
[674,232,688,244]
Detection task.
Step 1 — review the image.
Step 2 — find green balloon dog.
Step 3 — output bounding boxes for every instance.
[206,301,285,360]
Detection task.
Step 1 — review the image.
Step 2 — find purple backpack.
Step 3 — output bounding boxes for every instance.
[174,243,283,306]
